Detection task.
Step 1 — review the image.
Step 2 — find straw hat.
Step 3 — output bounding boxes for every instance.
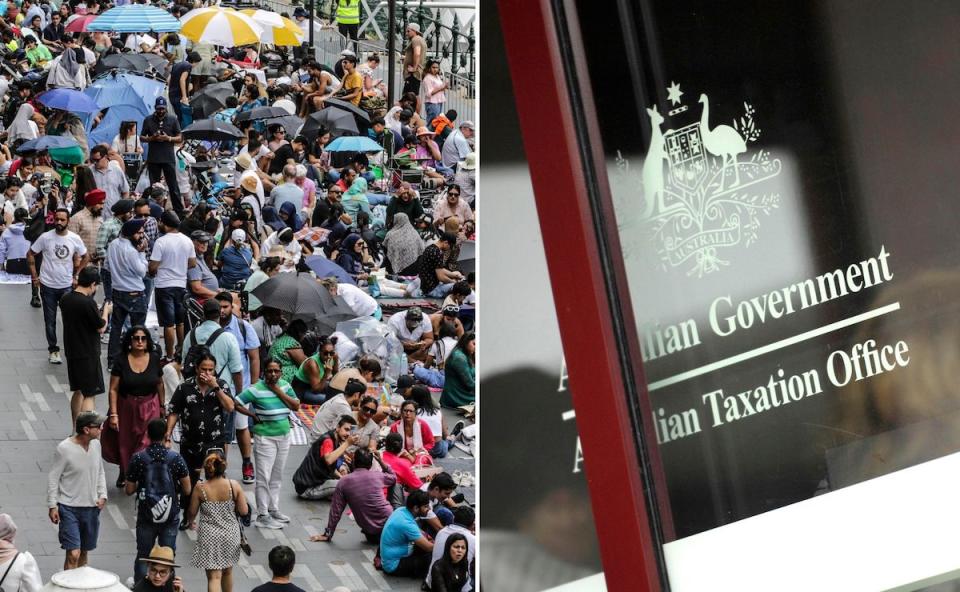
[234,152,253,171]
[137,545,180,568]
[462,152,477,170]
[240,175,259,194]
[415,126,435,137]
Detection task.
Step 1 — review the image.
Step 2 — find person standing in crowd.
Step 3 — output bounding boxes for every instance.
[310,448,396,544]
[124,419,190,585]
[294,414,358,501]
[170,52,202,127]
[402,23,427,95]
[235,358,300,530]
[141,98,184,216]
[47,411,108,571]
[253,546,305,592]
[335,0,360,45]
[60,266,110,426]
[422,60,448,124]
[90,145,130,215]
[186,230,220,302]
[166,354,234,531]
[214,291,260,485]
[29,208,88,365]
[66,189,104,263]
[96,200,136,342]
[0,514,43,592]
[0,207,32,276]
[186,452,247,592]
[108,326,164,487]
[149,211,196,361]
[105,217,148,367]
[380,490,433,578]
[429,534,471,592]
[132,546,186,592]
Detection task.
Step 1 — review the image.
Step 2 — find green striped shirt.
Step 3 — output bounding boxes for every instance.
[236,379,298,436]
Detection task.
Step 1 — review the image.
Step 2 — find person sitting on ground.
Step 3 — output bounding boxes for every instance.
[266,319,309,384]
[415,232,462,299]
[293,414,358,500]
[385,183,424,230]
[244,257,281,316]
[0,513,43,592]
[261,227,302,269]
[390,400,435,466]
[379,489,434,578]
[278,201,304,233]
[252,545,305,592]
[420,472,459,536]
[432,185,473,230]
[440,332,475,408]
[334,233,370,282]
[430,304,465,340]
[411,385,451,459]
[383,212,424,276]
[429,534,471,592]
[387,306,434,363]
[381,432,423,494]
[426,506,476,592]
[310,448,396,544]
[132,545,186,592]
[310,377,366,438]
[291,334,337,405]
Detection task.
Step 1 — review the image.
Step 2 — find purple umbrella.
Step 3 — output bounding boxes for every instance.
[37,89,100,113]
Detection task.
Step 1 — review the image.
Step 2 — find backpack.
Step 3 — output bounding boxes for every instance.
[182,327,226,379]
[138,450,177,524]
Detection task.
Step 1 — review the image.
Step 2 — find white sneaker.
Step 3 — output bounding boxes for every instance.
[269,511,291,523]
[254,515,283,529]
[125,576,135,589]
[48,351,62,364]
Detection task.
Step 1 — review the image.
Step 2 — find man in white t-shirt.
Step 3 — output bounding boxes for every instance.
[28,208,88,364]
[319,276,378,318]
[387,306,434,362]
[147,211,196,360]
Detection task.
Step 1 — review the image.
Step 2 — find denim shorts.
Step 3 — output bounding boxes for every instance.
[58,504,100,551]
[154,287,187,328]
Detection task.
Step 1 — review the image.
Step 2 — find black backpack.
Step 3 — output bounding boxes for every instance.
[138,450,177,524]
[182,327,226,379]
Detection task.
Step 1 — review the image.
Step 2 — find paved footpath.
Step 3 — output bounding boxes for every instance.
[0,283,476,591]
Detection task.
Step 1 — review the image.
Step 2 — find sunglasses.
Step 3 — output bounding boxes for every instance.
[448,192,460,197]
[132,335,148,342]
[362,406,377,415]
[401,408,416,414]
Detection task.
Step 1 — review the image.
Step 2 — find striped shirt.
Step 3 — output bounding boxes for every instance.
[235,379,297,437]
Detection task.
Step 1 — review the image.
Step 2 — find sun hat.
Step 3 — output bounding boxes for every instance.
[240,175,259,194]
[234,152,253,171]
[137,545,179,568]
[416,126,435,137]
[462,152,477,170]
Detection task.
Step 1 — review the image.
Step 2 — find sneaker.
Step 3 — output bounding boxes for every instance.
[254,515,283,530]
[29,295,40,308]
[48,351,62,364]
[269,511,291,523]
[242,461,254,484]
[450,420,465,439]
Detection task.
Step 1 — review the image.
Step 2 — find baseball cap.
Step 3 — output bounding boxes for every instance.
[190,230,212,243]
[406,306,423,321]
[460,120,475,130]
[76,410,106,431]
[396,375,415,390]
[406,22,420,33]
[231,229,246,243]
[155,97,167,108]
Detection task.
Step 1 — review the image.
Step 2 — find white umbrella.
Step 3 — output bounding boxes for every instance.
[180,7,262,47]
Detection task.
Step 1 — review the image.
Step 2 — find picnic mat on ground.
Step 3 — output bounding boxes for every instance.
[379,298,442,317]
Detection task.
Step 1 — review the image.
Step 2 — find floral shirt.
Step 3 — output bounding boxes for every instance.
[168,376,230,455]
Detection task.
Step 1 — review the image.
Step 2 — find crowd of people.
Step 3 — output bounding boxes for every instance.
[0,0,477,590]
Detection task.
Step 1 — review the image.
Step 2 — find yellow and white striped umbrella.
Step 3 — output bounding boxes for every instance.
[180,7,262,47]
[240,9,304,46]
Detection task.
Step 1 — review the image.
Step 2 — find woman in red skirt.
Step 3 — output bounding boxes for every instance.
[106,325,165,487]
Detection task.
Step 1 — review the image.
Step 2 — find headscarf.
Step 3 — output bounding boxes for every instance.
[335,233,363,277]
[383,212,424,273]
[8,103,36,142]
[0,513,18,564]
[279,201,304,232]
[261,205,286,233]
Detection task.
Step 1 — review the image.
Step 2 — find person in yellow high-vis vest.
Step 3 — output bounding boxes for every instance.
[336,0,360,46]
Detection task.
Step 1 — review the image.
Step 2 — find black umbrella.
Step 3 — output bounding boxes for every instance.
[314,296,358,334]
[182,119,244,142]
[250,272,334,318]
[300,108,358,142]
[273,114,305,139]
[233,105,291,123]
[189,81,235,119]
[323,98,371,122]
[94,53,167,76]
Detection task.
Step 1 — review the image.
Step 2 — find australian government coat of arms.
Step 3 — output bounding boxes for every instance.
[614,82,783,277]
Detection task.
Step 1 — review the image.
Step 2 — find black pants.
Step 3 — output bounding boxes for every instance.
[147,161,184,215]
[338,22,358,45]
[386,545,431,578]
[403,74,421,96]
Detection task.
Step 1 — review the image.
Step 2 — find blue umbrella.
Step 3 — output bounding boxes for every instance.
[82,73,166,147]
[37,89,100,113]
[305,255,357,285]
[325,136,384,153]
[16,136,80,153]
[87,5,182,32]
